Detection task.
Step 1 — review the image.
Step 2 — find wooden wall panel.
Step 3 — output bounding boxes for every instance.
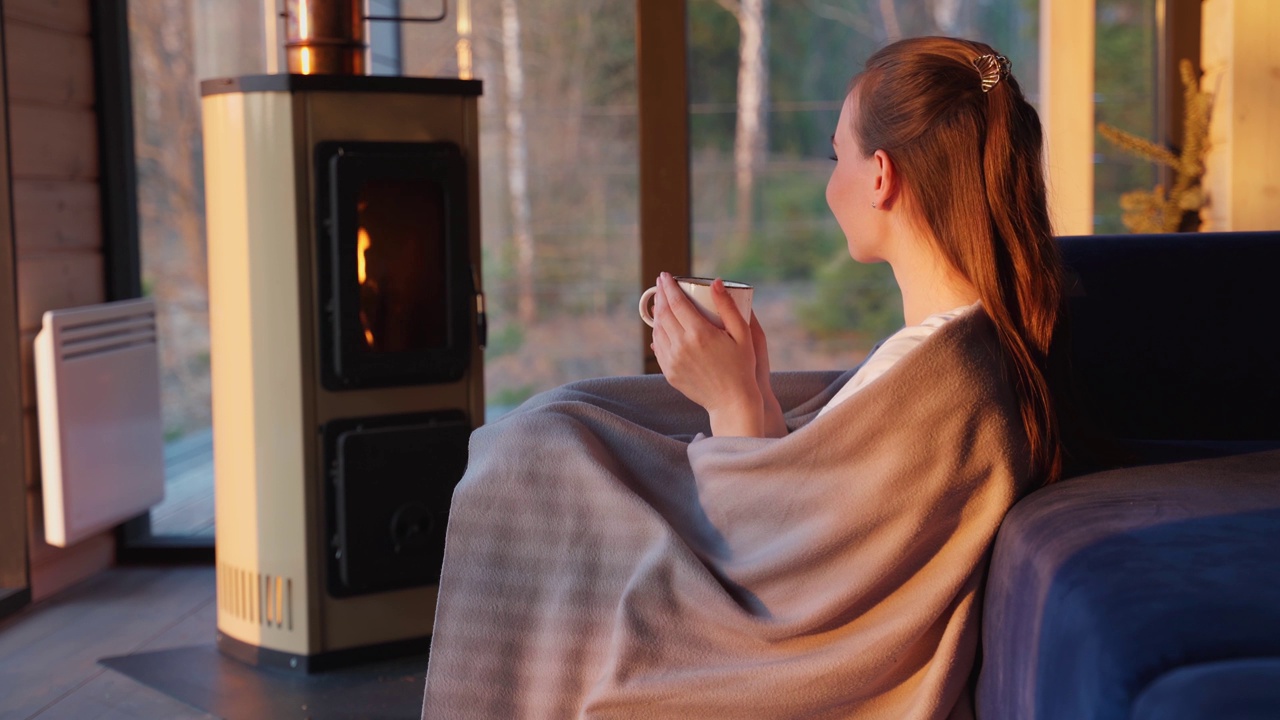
[12,180,101,252]
[2,0,92,35]
[0,1,24,591]
[4,21,94,108]
[22,411,38,491]
[26,488,115,602]
[15,252,105,333]
[18,330,35,412]
[6,0,114,600]
[8,106,98,181]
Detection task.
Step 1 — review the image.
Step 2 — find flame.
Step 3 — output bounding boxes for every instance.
[358,227,374,347]
[357,227,371,284]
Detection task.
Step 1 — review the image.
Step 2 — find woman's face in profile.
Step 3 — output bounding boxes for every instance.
[825,91,887,264]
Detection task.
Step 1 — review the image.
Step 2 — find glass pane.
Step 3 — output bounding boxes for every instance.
[1095,0,1158,233]
[129,0,268,541]
[687,1,1042,371]
[400,0,641,417]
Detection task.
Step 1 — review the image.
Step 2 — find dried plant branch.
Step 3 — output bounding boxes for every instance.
[1098,58,1214,233]
[1097,124,1180,170]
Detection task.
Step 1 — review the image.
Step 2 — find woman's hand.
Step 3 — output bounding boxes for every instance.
[650,273,773,437]
[749,311,789,438]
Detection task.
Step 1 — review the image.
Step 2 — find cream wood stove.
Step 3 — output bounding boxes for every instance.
[201,67,484,671]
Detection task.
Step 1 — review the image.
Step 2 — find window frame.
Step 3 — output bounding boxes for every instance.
[98,0,214,563]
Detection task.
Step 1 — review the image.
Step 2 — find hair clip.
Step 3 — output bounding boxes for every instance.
[973,53,1011,93]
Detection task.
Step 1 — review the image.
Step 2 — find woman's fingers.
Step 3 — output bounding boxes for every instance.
[652,274,683,335]
[659,273,708,331]
[750,312,769,366]
[711,279,750,340]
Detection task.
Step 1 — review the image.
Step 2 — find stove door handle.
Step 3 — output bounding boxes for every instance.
[471,264,487,350]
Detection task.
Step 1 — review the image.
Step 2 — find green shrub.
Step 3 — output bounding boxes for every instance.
[486,323,525,358]
[723,171,845,283]
[798,254,903,343]
[490,384,537,408]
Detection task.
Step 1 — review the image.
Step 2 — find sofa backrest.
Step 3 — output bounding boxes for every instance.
[1059,231,1280,445]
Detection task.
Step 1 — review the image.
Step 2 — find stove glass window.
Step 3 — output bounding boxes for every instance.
[355,178,449,354]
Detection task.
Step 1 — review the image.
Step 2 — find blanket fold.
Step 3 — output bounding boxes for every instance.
[422,311,1032,719]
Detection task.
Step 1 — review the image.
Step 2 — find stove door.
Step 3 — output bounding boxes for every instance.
[325,411,470,597]
[316,140,473,390]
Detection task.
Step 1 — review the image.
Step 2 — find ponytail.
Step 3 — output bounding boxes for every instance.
[853,37,1066,484]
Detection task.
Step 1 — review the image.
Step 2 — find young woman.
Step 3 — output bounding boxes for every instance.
[652,35,1064,485]
[423,36,1067,719]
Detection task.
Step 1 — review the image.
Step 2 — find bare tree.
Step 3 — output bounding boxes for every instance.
[501,0,536,324]
[879,0,903,41]
[130,0,216,436]
[714,0,769,253]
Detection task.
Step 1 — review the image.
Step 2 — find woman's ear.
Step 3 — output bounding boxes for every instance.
[872,149,898,209]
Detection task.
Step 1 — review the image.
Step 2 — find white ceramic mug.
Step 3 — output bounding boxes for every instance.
[639,276,754,330]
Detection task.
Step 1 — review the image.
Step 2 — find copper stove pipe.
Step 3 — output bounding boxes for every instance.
[285,0,366,75]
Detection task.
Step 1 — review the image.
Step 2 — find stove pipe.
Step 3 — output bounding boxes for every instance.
[285,0,365,75]
[283,0,449,75]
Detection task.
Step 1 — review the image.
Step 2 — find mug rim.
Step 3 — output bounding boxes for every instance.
[674,276,752,290]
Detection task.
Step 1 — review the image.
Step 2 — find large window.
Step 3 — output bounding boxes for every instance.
[400,0,641,415]
[687,1,1042,370]
[1095,0,1158,233]
[127,0,268,544]
[113,0,1161,552]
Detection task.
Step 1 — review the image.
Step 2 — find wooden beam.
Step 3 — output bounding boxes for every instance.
[1200,0,1280,231]
[1156,0,1202,193]
[635,0,691,375]
[1040,0,1096,236]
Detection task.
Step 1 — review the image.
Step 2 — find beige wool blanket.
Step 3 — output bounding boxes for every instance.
[421,311,1033,719]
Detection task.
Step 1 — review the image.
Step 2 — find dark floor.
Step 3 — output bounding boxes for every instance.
[0,567,217,720]
[0,567,430,720]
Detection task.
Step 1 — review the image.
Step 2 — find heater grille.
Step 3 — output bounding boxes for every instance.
[218,562,294,631]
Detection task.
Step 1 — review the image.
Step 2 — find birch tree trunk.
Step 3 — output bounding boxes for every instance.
[719,0,769,254]
[501,0,536,324]
[879,0,902,41]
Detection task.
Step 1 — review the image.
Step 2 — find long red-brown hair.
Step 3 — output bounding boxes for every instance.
[851,36,1066,484]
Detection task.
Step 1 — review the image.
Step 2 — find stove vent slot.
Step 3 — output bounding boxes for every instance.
[219,562,295,630]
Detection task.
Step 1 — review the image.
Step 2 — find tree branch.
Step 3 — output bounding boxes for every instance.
[804,0,875,38]
[712,0,741,22]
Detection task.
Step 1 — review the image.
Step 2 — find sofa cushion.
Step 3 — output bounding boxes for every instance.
[976,450,1280,720]
[1059,232,1280,442]
[1131,659,1280,720]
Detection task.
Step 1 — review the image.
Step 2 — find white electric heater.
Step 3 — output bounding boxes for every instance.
[34,298,165,547]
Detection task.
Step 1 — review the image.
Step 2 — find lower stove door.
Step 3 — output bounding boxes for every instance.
[324,411,471,598]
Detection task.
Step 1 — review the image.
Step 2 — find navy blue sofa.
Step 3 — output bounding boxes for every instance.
[976,232,1280,719]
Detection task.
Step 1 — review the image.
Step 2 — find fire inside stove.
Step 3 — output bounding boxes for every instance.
[354,179,449,354]
[317,140,473,390]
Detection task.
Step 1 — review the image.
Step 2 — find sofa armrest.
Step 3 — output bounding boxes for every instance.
[976,450,1280,720]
